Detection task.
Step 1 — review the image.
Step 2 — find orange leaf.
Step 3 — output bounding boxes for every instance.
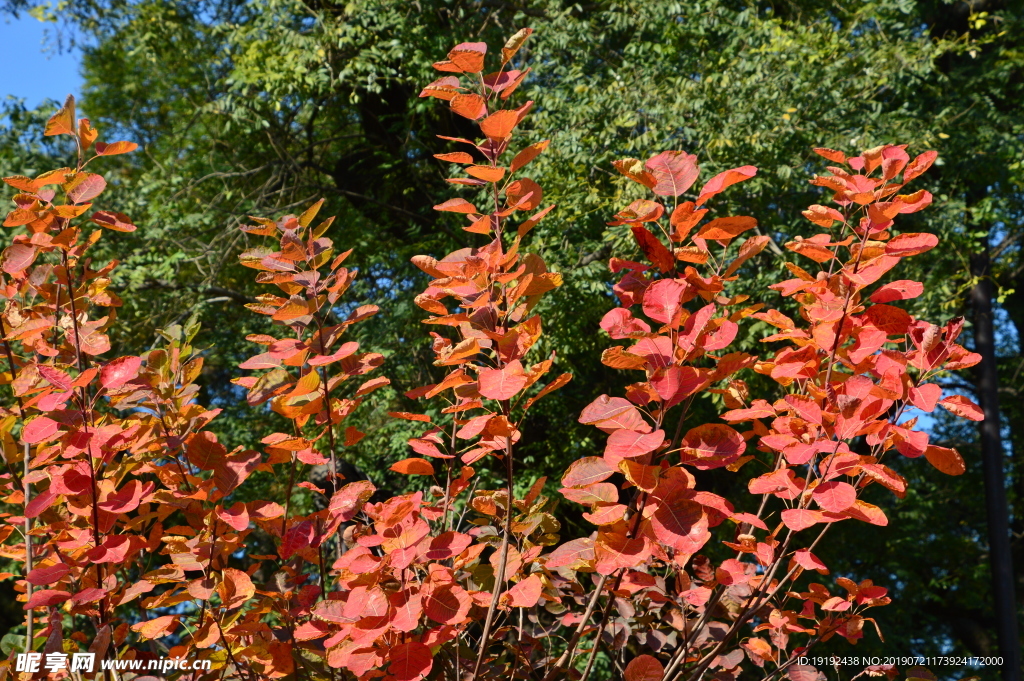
[95,140,139,156]
[695,215,757,242]
[450,93,487,119]
[480,110,518,140]
[938,395,983,421]
[434,151,473,163]
[466,165,506,182]
[131,615,178,640]
[433,198,478,214]
[390,457,435,475]
[217,568,255,609]
[511,139,549,173]
[44,94,75,137]
[612,157,657,189]
[696,165,756,205]
[923,445,965,475]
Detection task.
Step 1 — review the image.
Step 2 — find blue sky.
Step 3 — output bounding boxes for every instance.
[0,13,82,108]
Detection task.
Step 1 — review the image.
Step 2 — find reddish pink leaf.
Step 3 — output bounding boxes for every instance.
[645,151,699,197]
[910,383,942,412]
[793,549,828,573]
[812,481,857,512]
[478,360,527,400]
[100,356,142,390]
[870,279,924,303]
[504,573,543,607]
[217,502,250,531]
[424,531,473,560]
[2,243,38,274]
[780,509,825,532]
[22,416,59,444]
[605,429,665,461]
[651,494,709,553]
[64,172,106,203]
[562,457,616,487]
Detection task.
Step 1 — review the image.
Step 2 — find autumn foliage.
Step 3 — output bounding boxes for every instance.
[0,28,981,681]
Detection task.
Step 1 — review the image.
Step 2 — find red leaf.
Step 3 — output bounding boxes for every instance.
[478,360,527,400]
[100,356,142,390]
[642,279,687,324]
[645,151,699,197]
[87,535,131,563]
[424,585,471,624]
[625,655,664,681]
[924,445,965,475]
[389,641,433,681]
[280,520,317,559]
[38,365,73,391]
[24,589,71,609]
[910,383,942,412]
[938,395,983,421]
[25,486,58,519]
[27,564,70,586]
[812,481,857,512]
[631,225,675,273]
[424,531,473,560]
[696,165,757,205]
[870,280,923,303]
[99,480,146,514]
[390,458,435,475]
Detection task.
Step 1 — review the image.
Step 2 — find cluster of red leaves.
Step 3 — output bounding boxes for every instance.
[0,29,974,681]
[553,143,982,681]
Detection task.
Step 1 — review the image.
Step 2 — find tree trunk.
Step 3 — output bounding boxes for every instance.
[970,242,1022,681]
